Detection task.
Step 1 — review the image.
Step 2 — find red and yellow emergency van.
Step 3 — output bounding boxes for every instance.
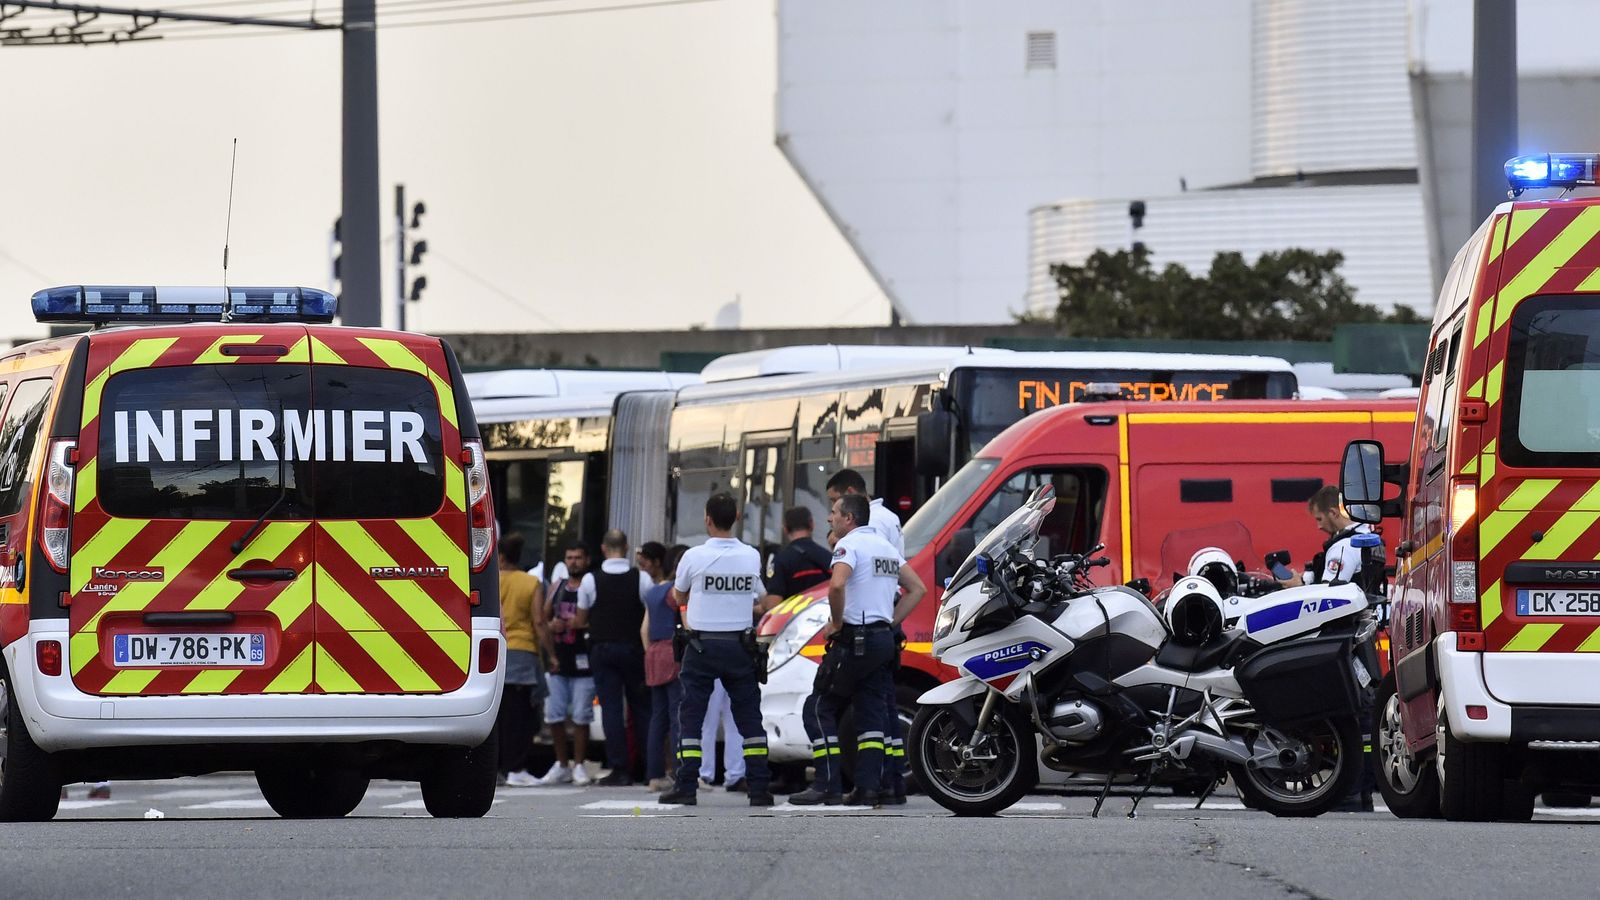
[1347,155,1600,821]
[761,398,1414,769]
[0,286,502,822]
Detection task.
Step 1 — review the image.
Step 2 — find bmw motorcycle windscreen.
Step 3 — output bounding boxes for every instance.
[1232,635,1360,726]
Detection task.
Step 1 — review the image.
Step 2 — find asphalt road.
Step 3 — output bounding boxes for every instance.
[10,773,1600,900]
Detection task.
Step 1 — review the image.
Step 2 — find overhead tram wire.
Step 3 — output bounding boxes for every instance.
[150,0,580,33]
[149,0,718,39]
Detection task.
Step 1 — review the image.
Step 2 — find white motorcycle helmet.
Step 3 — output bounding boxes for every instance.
[1165,575,1227,647]
[1186,546,1240,599]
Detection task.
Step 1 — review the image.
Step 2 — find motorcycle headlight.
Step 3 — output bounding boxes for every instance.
[933,605,960,642]
[767,600,833,673]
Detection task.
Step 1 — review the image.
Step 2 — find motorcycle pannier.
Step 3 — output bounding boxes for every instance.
[1233,636,1359,726]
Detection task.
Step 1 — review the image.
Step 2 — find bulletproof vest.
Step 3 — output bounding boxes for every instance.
[588,567,645,644]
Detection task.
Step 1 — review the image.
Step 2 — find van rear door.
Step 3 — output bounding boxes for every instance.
[70,329,319,696]
[305,329,471,694]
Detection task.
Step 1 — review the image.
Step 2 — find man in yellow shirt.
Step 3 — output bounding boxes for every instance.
[498,533,547,787]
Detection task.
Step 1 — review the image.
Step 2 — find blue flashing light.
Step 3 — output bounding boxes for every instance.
[31,286,339,325]
[1505,153,1599,196]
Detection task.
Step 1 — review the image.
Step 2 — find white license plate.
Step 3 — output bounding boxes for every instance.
[112,633,266,667]
[1516,589,1600,617]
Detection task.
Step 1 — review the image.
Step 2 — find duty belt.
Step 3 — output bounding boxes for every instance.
[688,630,745,641]
[840,622,893,632]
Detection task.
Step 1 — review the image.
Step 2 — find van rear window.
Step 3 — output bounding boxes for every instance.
[1502,297,1600,466]
[98,364,444,520]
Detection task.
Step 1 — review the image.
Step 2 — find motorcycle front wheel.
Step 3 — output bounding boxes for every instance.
[908,702,1037,817]
[1227,716,1360,818]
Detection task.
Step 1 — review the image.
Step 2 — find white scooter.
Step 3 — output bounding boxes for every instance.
[908,484,1376,817]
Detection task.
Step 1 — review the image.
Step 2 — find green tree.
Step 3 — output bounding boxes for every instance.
[1047,246,1423,340]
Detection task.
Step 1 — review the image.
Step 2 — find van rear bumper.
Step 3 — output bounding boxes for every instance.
[1438,633,1600,742]
[4,618,503,752]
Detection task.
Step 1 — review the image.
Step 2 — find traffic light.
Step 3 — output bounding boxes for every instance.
[404,198,426,303]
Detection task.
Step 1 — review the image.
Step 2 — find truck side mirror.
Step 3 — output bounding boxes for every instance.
[916,407,954,476]
[1341,440,1385,524]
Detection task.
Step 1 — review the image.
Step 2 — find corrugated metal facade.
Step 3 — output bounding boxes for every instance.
[1026,183,1431,315]
[1252,0,1416,177]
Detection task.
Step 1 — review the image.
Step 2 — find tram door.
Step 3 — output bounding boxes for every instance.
[490,455,590,575]
[739,435,791,571]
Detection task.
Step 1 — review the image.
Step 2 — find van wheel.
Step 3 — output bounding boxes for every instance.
[422,727,498,818]
[1435,696,1507,822]
[1374,674,1440,818]
[0,674,62,822]
[255,765,369,819]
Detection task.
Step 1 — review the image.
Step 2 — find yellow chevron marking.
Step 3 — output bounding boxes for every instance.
[1503,478,1561,510]
[102,669,160,694]
[1460,457,1478,476]
[1480,511,1533,558]
[71,517,149,594]
[1579,269,1600,292]
[264,644,314,693]
[310,337,348,366]
[313,564,384,630]
[1487,213,1511,264]
[1474,297,1495,348]
[444,457,465,510]
[81,337,179,428]
[319,522,459,633]
[69,630,99,675]
[1523,509,1600,560]
[1481,579,1504,629]
[279,336,312,364]
[73,457,97,513]
[397,518,469,593]
[1503,624,1561,652]
[184,522,309,612]
[1577,628,1600,652]
[1506,207,1548,250]
[181,668,242,694]
[315,642,364,693]
[78,520,230,632]
[1485,361,1504,406]
[1465,376,1484,400]
[1574,481,1600,511]
[193,334,263,365]
[349,632,441,691]
[355,338,459,430]
[314,564,463,687]
[1495,206,1600,330]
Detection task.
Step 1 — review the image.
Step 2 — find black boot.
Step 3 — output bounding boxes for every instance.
[748,790,776,807]
[788,787,843,806]
[845,788,881,808]
[658,787,697,805]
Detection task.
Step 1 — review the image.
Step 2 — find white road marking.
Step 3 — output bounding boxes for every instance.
[581,814,677,818]
[1537,807,1600,817]
[383,798,506,810]
[500,787,586,797]
[1004,802,1065,812]
[58,799,132,810]
[1151,801,1392,813]
[581,800,679,810]
[770,803,874,813]
[180,799,274,810]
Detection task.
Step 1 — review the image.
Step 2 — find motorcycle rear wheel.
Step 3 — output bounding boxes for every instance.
[1227,716,1359,818]
[908,702,1036,817]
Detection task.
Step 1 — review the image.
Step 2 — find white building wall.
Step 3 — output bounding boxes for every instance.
[777,0,1254,325]
[1027,184,1432,315]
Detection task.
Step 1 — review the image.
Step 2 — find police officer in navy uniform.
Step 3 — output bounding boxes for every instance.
[660,493,775,807]
[760,506,834,612]
[791,493,926,807]
[824,468,912,802]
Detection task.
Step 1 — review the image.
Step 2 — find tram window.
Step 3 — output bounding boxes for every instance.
[794,458,838,532]
[675,467,736,545]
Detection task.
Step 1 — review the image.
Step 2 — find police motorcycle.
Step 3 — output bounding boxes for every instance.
[908,485,1375,818]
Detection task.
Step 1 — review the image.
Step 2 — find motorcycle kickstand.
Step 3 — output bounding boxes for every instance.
[1127,773,1156,819]
[1091,771,1116,819]
[1192,777,1220,811]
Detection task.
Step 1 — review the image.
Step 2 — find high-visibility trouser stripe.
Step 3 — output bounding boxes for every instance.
[743,747,769,757]
[812,747,843,758]
[678,750,703,760]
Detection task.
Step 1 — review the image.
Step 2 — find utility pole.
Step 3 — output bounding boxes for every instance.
[342,0,381,326]
[1471,0,1517,223]
[395,184,407,331]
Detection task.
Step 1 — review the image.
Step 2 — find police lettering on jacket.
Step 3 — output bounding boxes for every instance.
[111,408,429,464]
[702,573,758,593]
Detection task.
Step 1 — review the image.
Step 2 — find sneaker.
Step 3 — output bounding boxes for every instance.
[844,788,881,808]
[788,787,843,806]
[658,787,697,805]
[536,763,573,786]
[646,778,672,793]
[88,783,112,800]
[596,770,633,787]
[505,770,540,788]
[571,764,593,787]
[748,790,776,807]
[699,776,717,790]
[725,777,747,793]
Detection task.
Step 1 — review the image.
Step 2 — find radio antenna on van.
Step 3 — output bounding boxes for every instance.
[221,138,238,322]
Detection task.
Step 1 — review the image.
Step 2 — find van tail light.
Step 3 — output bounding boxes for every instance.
[464,439,495,572]
[1446,477,1483,648]
[38,440,75,574]
[37,639,62,676]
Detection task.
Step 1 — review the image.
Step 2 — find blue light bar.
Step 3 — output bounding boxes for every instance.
[1505,153,1600,196]
[31,286,338,325]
